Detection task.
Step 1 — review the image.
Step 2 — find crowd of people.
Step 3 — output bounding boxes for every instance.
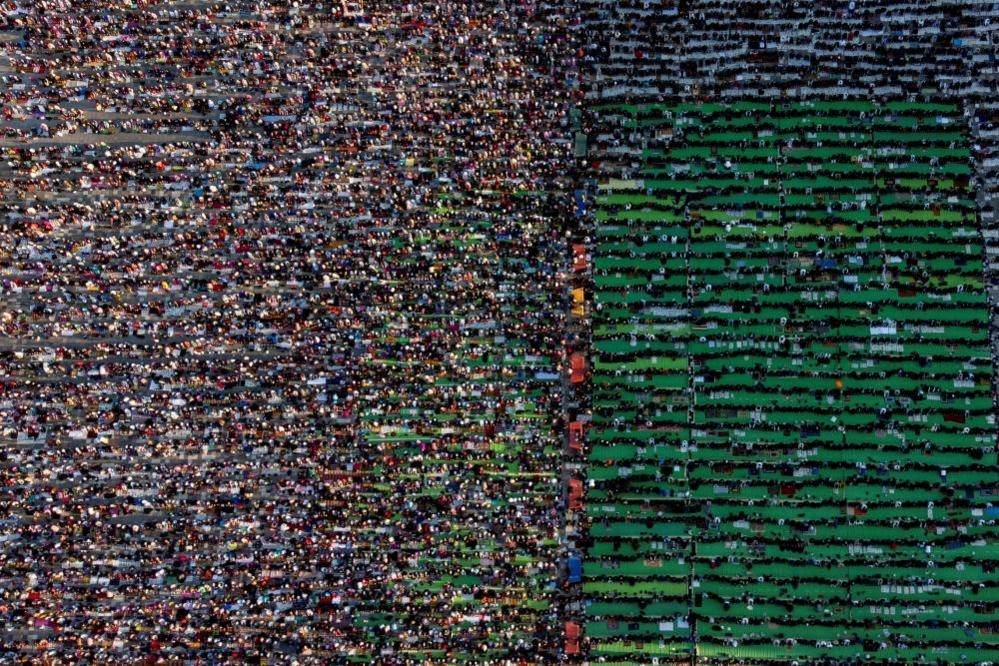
[1,0,578,662]
[566,0,999,662]
[3,0,999,663]
[576,99,999,662]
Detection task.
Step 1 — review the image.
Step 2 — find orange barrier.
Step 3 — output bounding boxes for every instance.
[569,479,584,511]
[569,421,584,451]
[572,243,588,272]
[569,352,587,384]
[565,621,581,655]
[571,287,585,316]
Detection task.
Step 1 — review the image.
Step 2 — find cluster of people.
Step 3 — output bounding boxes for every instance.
[1,0,579,662]
[567,0,999,660]
[577,99,999,662]
[3,0,999,662]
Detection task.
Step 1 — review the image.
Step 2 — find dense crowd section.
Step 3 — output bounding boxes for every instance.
[573,0,999,371]
[562,1,999,662]
[2,0,999,663]
[574,100,997,662]
[577,0,997,98]
[0,0,575,662]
